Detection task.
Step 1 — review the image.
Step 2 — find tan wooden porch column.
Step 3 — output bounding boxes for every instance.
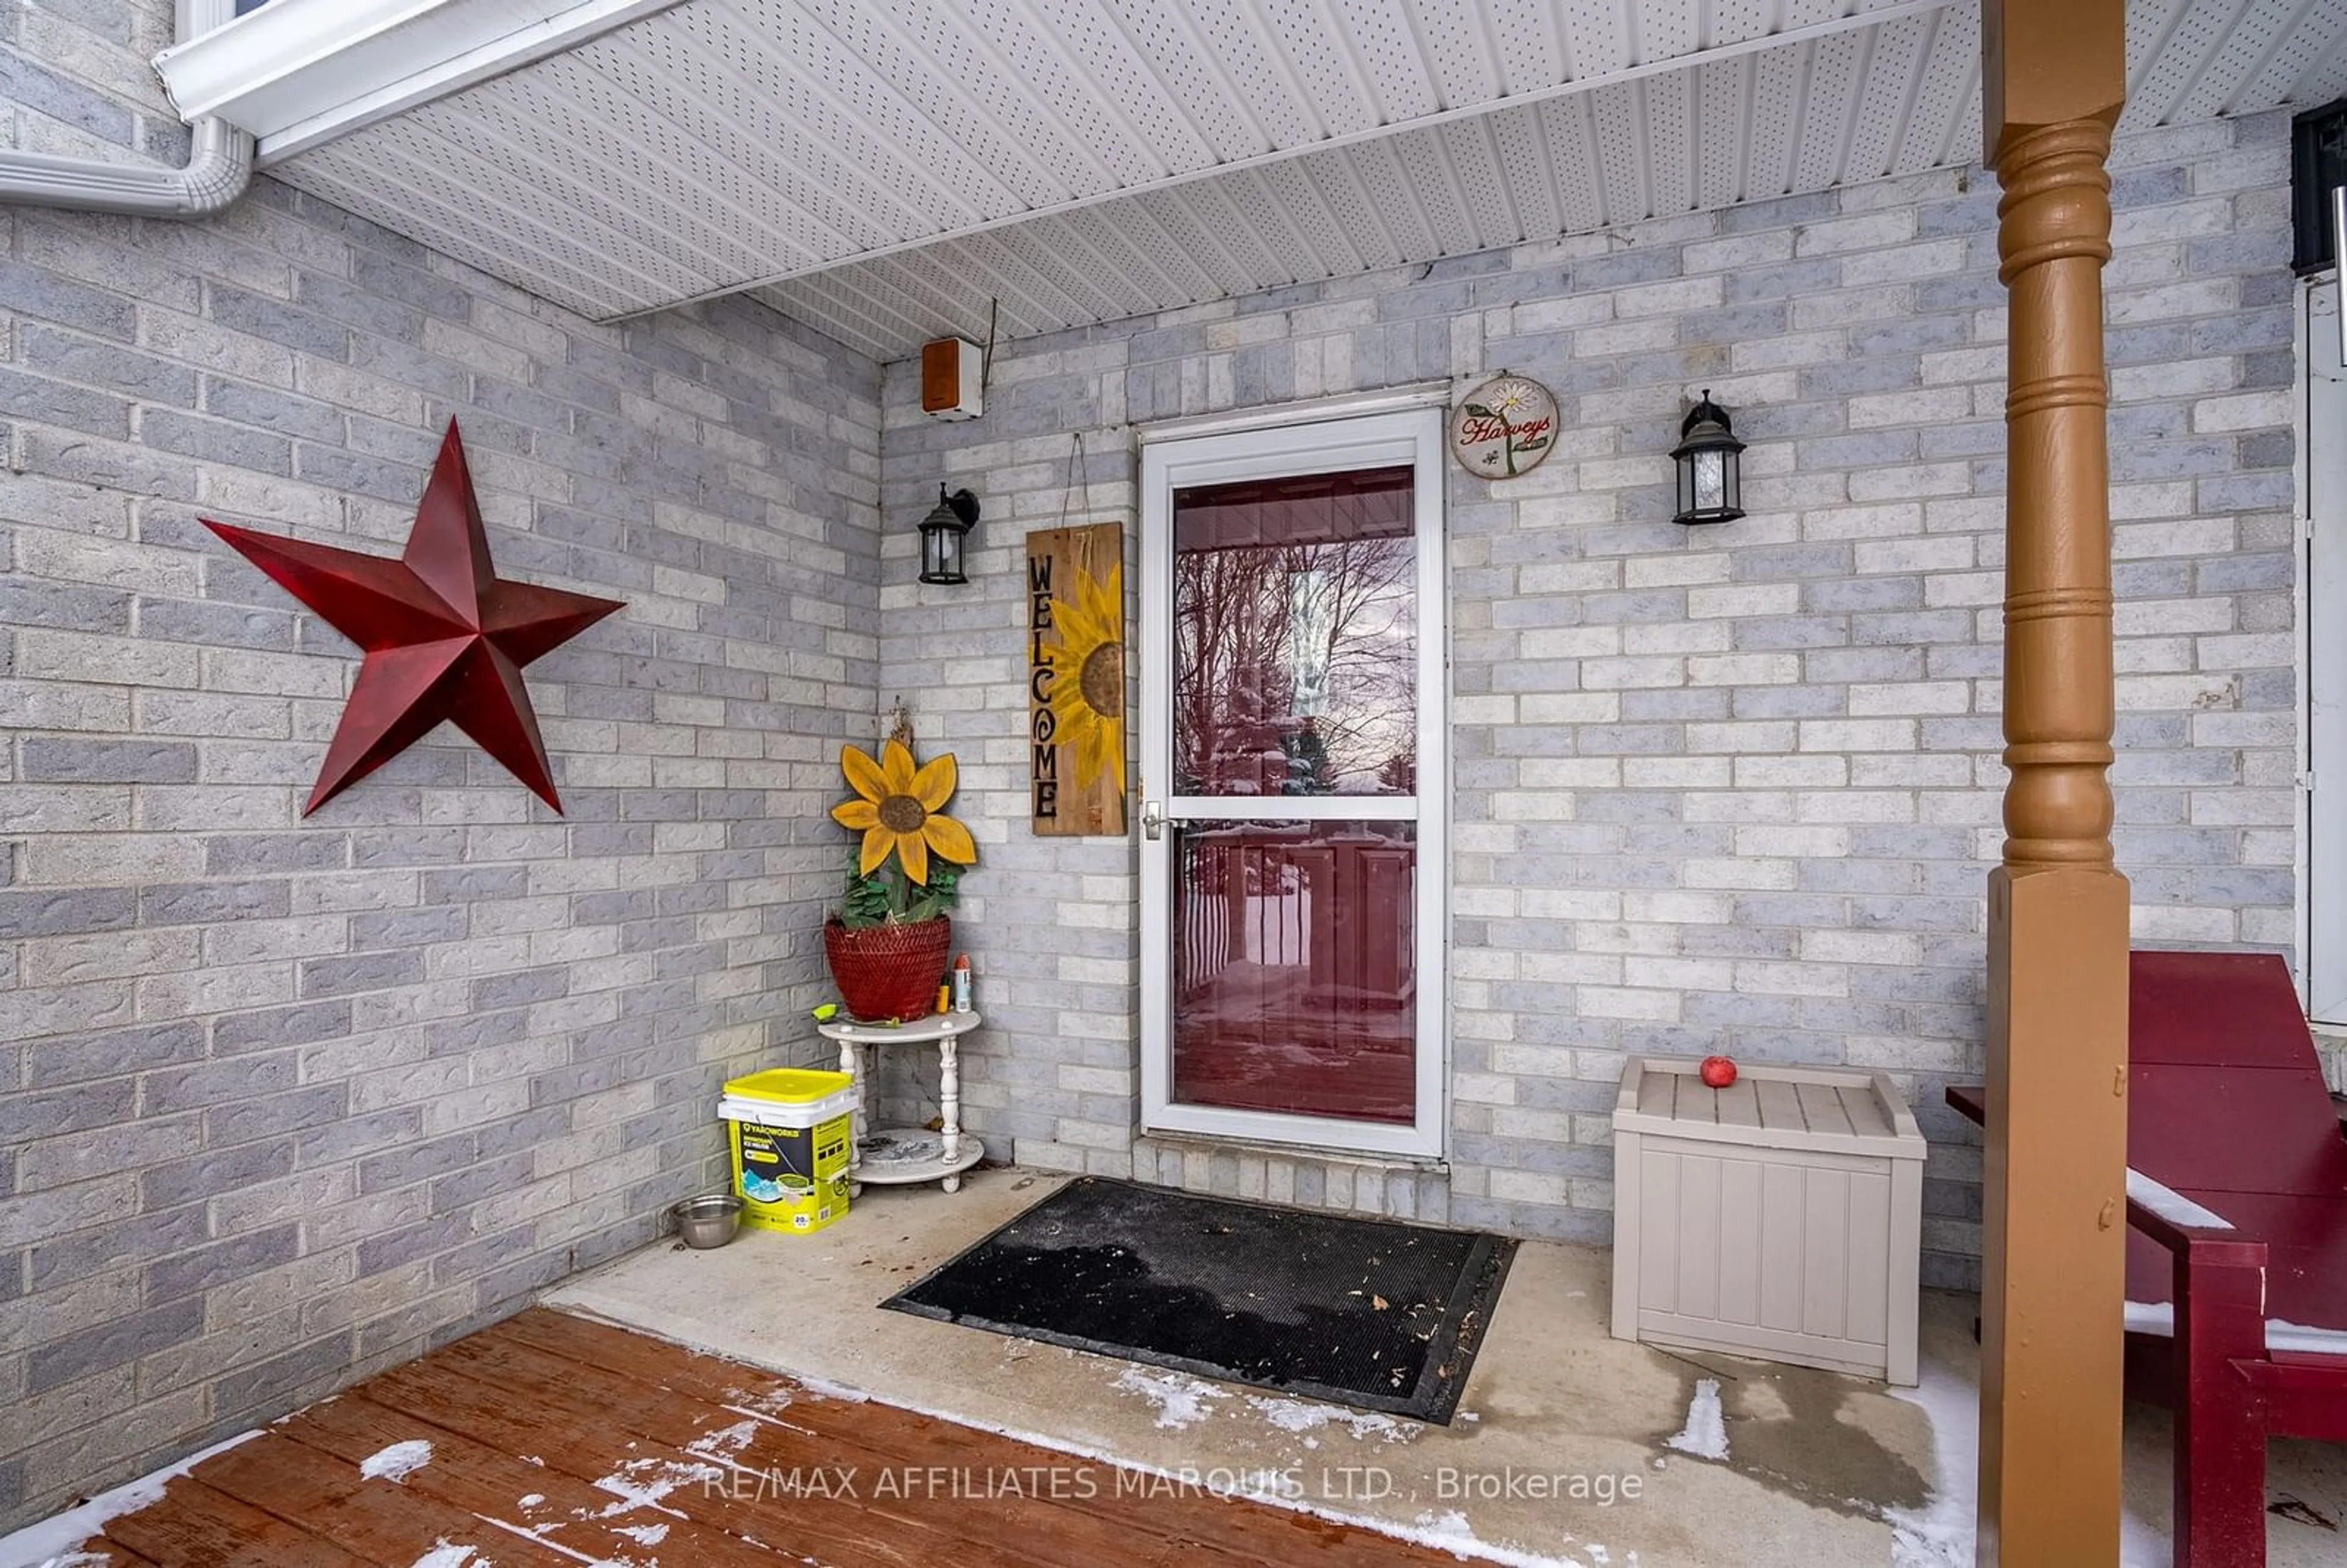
[1978,2,2131,1562]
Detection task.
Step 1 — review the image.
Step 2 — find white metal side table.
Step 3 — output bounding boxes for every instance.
[817,1011,985,1194]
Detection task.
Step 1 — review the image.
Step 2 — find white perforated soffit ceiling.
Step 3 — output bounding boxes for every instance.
[271,1,2347,361]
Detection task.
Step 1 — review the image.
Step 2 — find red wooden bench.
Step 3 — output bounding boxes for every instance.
[1947,950,2347,1567]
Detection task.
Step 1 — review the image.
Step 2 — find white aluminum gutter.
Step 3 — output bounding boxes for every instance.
[0,0,677,218]
[0,1,258,219]
[0,114,254,218]
[152,0,687,166]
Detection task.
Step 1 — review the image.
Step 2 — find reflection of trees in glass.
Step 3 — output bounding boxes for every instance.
[1288,568,1335,716]
[1280,717,1330,796]
[1174,535,1416,795]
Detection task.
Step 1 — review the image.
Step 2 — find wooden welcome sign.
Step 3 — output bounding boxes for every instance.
[1026,521,1128,836]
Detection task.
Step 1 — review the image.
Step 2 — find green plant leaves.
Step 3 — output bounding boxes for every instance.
[903,859,961,923]
[839,844,961,928]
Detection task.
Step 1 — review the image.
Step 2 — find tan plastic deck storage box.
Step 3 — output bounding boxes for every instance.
[1610,1057,1926,1385]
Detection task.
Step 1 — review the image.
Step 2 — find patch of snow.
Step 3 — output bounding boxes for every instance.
[2121,1506,2171,1568]
[1396,1510,1598,1568]
[590,1456,718,1518]
[687,1419,760,1457]
[1244,1395,1419,1445]
[1889,1350,2172,1567]
[361,1440,435,1484]
[1886,1351,1975,1568]
[724,1382,796,1413]
[2125,1303,2347,1356]
[469,1515,614,1567]
[518,1494,545,1508]
[408,1542,474,1567]
[2125,1169,2232,1230]
[1414,1512,1479,1544]
[0,1431,260,1568]
[2263,1317,2347,1355]
[615,1522,670,1546]
[756,1371,867,1406]
[1663,1379,1729,1462]
[1112,1366,1227,1430]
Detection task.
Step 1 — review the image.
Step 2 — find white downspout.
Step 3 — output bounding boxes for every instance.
[0,114,254,218]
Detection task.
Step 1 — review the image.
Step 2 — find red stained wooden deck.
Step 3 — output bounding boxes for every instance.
[54,1308,1463,1567]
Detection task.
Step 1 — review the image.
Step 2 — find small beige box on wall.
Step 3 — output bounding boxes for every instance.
[1610,1057,1926,1386]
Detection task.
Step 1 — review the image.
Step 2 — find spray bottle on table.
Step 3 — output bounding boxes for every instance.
[952,953,973,1014]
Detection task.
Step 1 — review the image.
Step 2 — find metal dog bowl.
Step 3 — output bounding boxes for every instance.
[671,1192,743,1248]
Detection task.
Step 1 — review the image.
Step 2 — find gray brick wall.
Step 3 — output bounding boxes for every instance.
[2,0,883,1529]
[877,109,2298,1292]
[0,0,2312,1530]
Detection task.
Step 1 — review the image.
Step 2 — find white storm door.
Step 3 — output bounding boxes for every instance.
[2310,274,2347,1023]
[1137,408,1447,1158]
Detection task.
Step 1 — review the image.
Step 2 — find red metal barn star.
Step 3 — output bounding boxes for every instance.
[205,419,624,815]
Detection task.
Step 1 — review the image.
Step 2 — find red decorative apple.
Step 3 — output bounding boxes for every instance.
[1699,1055,1738,1090]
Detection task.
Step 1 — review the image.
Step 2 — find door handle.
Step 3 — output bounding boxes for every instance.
[1142,800,1165,840]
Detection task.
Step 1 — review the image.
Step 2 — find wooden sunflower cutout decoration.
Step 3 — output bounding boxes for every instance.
[1041,559,1126,797]
[831,738,977,889]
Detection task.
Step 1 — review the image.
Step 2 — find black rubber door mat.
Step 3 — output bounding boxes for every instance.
[881,1176,1515,1424]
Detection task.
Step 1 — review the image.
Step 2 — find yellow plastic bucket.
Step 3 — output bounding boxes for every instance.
[719,1068,857,1234]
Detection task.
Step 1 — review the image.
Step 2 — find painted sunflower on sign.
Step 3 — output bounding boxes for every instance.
[1043,560,1126,796]
[831,738,977,910]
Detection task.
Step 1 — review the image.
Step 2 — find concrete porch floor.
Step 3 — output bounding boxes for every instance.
[544,1168,2347,1567]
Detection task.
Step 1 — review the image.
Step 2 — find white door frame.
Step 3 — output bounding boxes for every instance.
[2305,273,2347,1024]
[1136,406,1449,1158]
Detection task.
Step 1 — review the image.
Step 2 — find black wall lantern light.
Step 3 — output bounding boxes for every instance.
[917,485,980,584]
[1670,390,1746,526]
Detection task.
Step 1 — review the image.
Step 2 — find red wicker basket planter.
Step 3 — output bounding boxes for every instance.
[823,915,952,1023]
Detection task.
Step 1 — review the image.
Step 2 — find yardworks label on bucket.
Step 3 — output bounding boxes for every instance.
[731,1113,851,1233]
